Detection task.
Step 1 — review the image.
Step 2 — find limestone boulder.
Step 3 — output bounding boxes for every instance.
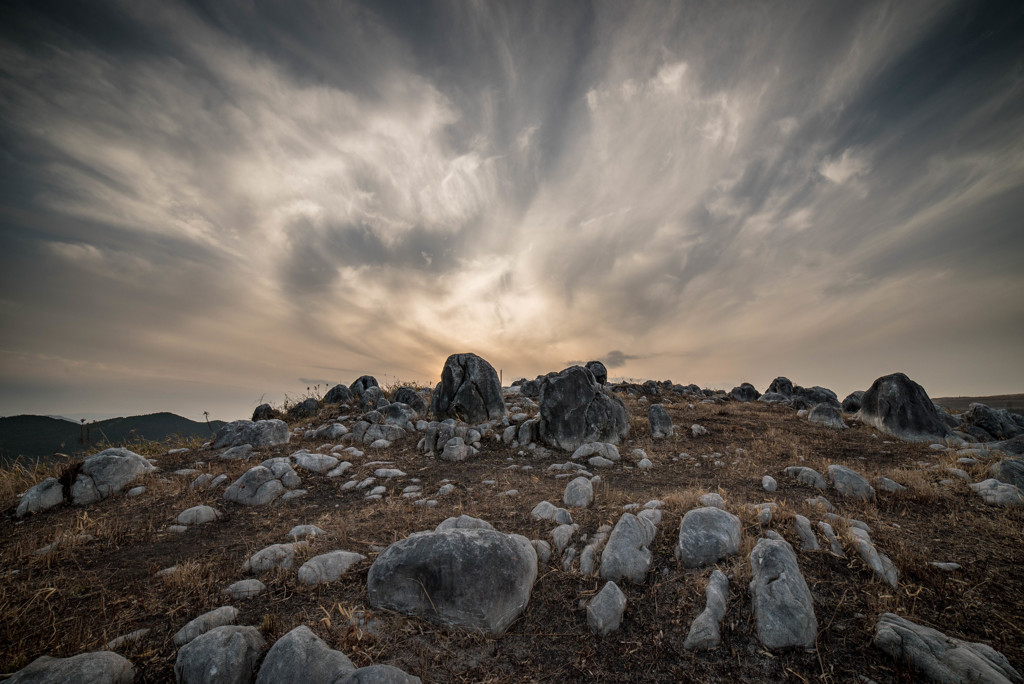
[212,420,290,449]
[71,448,157,506]
[874,613,1022,684]
[16,477,64,518]
[174,625,264,684]
[367,526,537,635]
[749,538,817,649]
[648,404,673,439]
[255,625,355,684]
[538,366,630,452]
[585,360,608,386]
[8,652,134,684]
[857,373,951,442]
[599,513,656,583]
[430,353,506,424]
[674,507,742,569]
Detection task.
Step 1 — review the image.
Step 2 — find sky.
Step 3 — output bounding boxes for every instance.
[1,0,1023,422]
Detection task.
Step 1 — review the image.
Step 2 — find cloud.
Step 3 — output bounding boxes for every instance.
[1,0,1022,419]
[600,351,640,369]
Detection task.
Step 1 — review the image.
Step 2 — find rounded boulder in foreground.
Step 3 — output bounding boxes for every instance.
[367,527,537,636]
[856,372,951,442]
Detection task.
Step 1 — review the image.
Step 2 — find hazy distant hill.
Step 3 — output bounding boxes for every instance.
[933,393,1024,416]
[0,412,227,464]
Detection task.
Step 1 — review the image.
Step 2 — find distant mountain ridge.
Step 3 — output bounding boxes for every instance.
[0,412,228,464]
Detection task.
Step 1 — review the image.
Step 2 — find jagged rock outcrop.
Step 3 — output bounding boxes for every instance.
[538,366,630,452]
[367,519,537,635]
[857,373,951,442]
[585,360,608,385]
[963,403,1024,441]
[212,420,290,449]
[873,613,1022,684]
[430,353,506,424]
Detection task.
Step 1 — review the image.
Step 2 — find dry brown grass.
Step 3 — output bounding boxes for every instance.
[1,397,1022,682]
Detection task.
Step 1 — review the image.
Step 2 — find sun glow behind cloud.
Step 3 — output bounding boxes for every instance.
[1,0,1022,419]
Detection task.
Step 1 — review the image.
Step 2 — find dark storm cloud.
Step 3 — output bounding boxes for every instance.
[1,0,1023,420]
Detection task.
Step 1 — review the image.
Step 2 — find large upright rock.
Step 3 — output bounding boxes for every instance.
[857,373,951,442]
[212,420,290,449]
[8,651,135,683]
[600,513,655,583]
[16,477,64,517]
[648,404,673,439]
[70,448,156,506]
[367,522,537,636]
[749,538,817,650]
[430,353,506,424]
[585,360,608,386]
[874,613,1022,684]
[538,366,630,452]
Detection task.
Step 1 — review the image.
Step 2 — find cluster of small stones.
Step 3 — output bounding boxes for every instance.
[10,359,1024,684]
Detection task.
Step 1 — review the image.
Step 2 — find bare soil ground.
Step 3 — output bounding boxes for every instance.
[2,398,1022,683]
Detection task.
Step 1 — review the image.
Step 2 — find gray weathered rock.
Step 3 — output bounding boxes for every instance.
[648,404,673,439]
[749,537,817,650]
[691,424,709,437]
[828,465,876,501]
[730,383,761,402]
[674,507,742,569]
[222,579,265,601]
[8,652,134,684]
[255,625,354,684]
[173,606,239,646]
[223,466,285,506]
[430,353,506,424]
[219,445,254,460]
[174,625,264,684]
[699,493,725,508]
[563,477,594,508]
[848,528,899,588]
[16,477,64,517]
[600,513,655,583]
[571,442,620,462]
[785,466,827,490]
[252,403,280,421]
[288,524,325,540]
[350,375,379,397]
[990,459,1024,490]
[792,515,819,551]
[392,387,428,417]
[176,505,220,526]
[587,581,626,636]
[585,360,608,386]
[857,373,951,442]
[684,569,729,651]
[298,551,366,585]
[963,403,1024,441]
[809,404,847,429]
[324,384,354,405]
[841,391,864,413]
[537,366,630,452]
[70,448,156,506]
[288,398,320,420]
[969,479,1024,506]
[367,526,537,636]
[873,612,1022,684]
[212,419,290,449]
[242,542,306,573]
[292,451,339,474]
[818,521,844,556]
[877,477,907,493]
[531,500,573,525]
[762,475,777,492]
[767,377,794,397]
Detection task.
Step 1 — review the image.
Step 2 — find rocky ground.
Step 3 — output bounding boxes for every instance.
[2,368,1023,683]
